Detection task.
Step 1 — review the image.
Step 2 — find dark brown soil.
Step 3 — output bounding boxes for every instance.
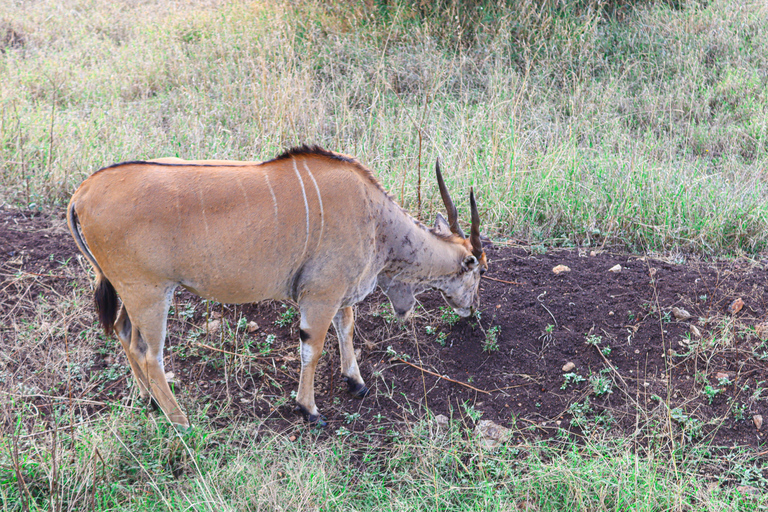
[2,206,767,451]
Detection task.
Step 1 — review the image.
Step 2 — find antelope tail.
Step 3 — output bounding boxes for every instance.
[67,201,118,335]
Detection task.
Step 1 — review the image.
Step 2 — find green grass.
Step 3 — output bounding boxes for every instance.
[2,407,765,511]
[3,0,768,254]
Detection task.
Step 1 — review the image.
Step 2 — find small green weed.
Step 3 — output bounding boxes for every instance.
[670,408,704,441]
[439,306,461,327]
[483,326,500,352]
[569,398,592,428]
[372,303,397,324]
[386,346,410,360]
[702,384,722,404]
[343,412,361,424]
[561,372,586,390]
[590,371,613,397]
[275,305,297,327]
[729,398,746,421]
[461,401,483,422]
[585,334,602,347]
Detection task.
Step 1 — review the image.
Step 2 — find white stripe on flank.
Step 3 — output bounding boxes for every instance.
[195,182,210,238]
[302,160,324,248]
[235,174,250,208]
[263,172,278,224]
[292,158,310,258]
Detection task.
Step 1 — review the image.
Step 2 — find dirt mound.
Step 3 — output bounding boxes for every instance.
[1,207,766,450]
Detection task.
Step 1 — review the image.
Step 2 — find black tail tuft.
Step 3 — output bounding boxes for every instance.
[94,276,118,336]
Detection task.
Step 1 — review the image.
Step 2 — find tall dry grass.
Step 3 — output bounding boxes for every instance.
[3,0,768,253]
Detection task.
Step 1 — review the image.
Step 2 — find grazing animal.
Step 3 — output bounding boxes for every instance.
[67,146,486,427]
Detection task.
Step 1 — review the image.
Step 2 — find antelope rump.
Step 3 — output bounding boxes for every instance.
[67,145,486,428]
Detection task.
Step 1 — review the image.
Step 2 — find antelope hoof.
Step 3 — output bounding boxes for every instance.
[344,377,369,399]
[148,396,161,411]
[296,405,327,427]
[172,420,192,432]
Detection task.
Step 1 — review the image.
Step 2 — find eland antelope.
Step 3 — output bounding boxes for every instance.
[67,145,487,428]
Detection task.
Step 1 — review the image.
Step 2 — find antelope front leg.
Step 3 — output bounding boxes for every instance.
[295,303,336,425]
[332,306,368,398]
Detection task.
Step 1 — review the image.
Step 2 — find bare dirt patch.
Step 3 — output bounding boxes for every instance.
[2,207,767,452]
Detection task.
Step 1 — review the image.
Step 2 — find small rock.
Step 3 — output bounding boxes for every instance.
[555,420,562,426]
[672,307,692,321]
[728,298,744,315]
[690,325,702,338]
[165,371,176,383]
[608,264,622,273]
[755,323,768,340]
[552,264,571,274]
[589,250,597,257]
[608,311,614,316]
[289,435,297,442]
[246,321,259,333]
[434,414,450,429]
[754,415,763,431]
[202,319,221,334]
[475,419,511,448]
[562,362,576,372]
[355,348,362,360]
[715,372,730,381]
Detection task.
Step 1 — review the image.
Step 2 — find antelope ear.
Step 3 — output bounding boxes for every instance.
[462,254,479,270]
[434,213,452,236]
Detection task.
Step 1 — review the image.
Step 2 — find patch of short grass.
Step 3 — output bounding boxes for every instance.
[1,407,765,511]
[2,0,768,254]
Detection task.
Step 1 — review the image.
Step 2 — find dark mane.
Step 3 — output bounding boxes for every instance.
[263,144,357,165]
[265,144,394,197]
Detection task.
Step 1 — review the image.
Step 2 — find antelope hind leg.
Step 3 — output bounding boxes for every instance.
[114,305,151,399]
[332,306,368,398]
[121,288,190,429]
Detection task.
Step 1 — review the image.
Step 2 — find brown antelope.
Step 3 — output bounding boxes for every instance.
[67,145,487,428]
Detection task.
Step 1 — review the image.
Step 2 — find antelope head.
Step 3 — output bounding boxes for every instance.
[432,159,487,317]
[380,160,487,321]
